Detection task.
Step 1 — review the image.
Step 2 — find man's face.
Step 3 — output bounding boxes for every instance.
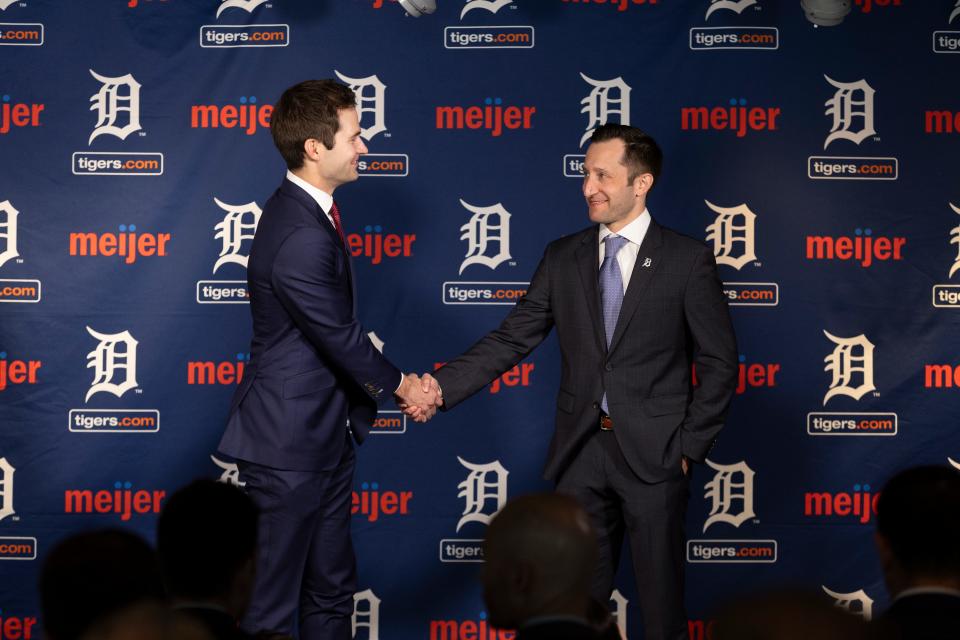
[317,108,367,190]
[582,138,643,229]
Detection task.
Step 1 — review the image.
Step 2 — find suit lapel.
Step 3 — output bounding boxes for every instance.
[280,178,355,307]
[574,226,607,355]
[608,220,664,354]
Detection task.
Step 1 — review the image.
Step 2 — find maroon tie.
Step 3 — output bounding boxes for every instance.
[329,201,346,247]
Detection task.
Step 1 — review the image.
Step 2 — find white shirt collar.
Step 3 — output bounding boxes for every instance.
[598,209,651,247]
[286,170,333,215]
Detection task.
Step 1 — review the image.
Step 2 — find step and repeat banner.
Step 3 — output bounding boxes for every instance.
[2,0,960,637]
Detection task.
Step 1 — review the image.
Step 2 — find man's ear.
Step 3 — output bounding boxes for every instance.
[634,173,653,198]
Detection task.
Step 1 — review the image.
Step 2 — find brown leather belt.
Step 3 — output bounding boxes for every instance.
[599,414,613,431]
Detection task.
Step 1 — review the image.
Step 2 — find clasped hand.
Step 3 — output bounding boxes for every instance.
[394,373,443,423]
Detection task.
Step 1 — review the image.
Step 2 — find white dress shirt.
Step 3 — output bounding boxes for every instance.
[598,209,651,293]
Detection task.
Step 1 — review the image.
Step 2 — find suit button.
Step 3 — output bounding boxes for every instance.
[592,402,599,409]
[604,364,613,371]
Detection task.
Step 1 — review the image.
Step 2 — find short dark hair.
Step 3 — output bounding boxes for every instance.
[270,79,357,170]
[876,465,960,577]
[157,478,258,601]
[40,529,164,640]
[589,123,662,188]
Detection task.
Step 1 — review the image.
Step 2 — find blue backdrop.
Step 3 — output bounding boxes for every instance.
[2,0,960,638]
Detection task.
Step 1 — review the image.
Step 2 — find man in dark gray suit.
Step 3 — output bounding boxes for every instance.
[416,124,738,640]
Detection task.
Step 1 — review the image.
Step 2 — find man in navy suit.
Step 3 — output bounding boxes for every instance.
[218,79,439,640]
[417,124,738,640]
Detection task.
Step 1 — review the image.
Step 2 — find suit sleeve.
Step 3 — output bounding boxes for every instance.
[271,227,402,405]
[680,245,738,462]
[434,246,555,408]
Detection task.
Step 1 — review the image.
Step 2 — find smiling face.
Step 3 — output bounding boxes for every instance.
[313,107,367,193]
[582,138,649,233]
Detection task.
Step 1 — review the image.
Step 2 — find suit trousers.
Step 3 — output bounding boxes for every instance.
[237,432,356,640]
[556,430,690,640]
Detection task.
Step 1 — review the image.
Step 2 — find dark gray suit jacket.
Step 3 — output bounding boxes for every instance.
[434,219,738,483]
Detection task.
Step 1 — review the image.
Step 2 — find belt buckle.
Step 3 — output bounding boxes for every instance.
[599,414,613,431]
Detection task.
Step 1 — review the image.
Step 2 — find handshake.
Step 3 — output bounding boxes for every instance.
[394,372,444,423]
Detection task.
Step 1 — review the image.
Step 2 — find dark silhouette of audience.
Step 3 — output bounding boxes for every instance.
[45,465,959,640]
[711,588,871,640]
[874,465,960,639]
[157,478,260,640]
[38,528,176,640]
[481,493,615,640]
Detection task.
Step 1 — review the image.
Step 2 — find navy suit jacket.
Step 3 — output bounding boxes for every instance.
[219,178,401,471]
[434,220,738,483]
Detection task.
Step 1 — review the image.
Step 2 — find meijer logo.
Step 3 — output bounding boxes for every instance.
[561,0,658,10]
[436,97,535,137]
[352,482,412,523]
[805,484,879,524]
[853,0,901,13]
[428,614,512,640]
[0,613,37,639]
[191,96,272,135]
[805,228,906,268]
[64,481,165,521]
[70,224,171,265]
[694,356,780,396]
[347,226,415,265]
[681,98,780,137]
[1,95,43,134]
[924,108,960,134]
[187,353,247,385]
[0,352,41,392]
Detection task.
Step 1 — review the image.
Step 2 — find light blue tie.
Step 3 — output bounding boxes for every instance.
[600,234,628,414]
